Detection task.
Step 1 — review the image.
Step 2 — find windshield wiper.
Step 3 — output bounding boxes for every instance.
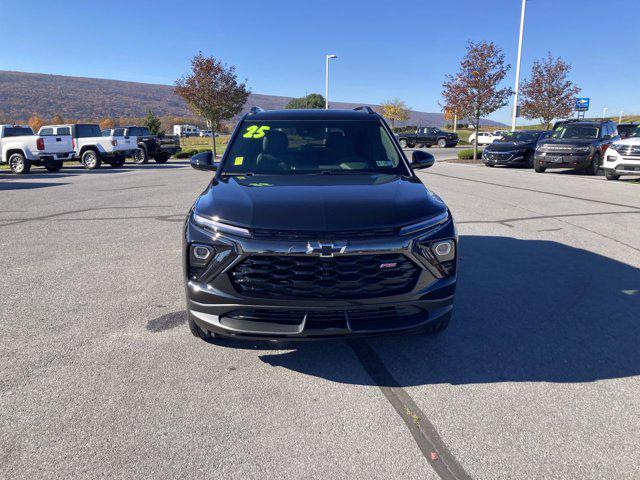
[220,172,254,177]
[320,170,379,175]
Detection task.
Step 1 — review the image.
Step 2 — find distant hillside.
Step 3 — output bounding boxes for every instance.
[0,70,504,127]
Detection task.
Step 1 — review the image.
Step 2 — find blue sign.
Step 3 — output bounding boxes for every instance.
[575,98,590,111]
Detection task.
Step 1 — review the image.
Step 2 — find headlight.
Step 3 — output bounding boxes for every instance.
[609,144,624,153]
[414,238,456,277]
[192,213,251,237]
[400,211,449,236]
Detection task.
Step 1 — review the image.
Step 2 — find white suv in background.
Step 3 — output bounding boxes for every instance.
[603,127,640,180]
[469,131,504,145]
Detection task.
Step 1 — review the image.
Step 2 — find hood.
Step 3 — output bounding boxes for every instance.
[195,174,447,232]
[615,136,640,146]
[485,141,533,152]
[539,138,595,147]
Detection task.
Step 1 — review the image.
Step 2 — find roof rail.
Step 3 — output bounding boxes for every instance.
[248,106,265,114]
[353,106,375,114]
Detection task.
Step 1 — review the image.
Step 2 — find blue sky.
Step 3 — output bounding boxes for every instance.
[0,0,637,124]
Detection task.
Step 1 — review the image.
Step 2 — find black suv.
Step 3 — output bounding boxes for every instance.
[534,120,620,174]
[183,107,457,341]
[482,130,552,168]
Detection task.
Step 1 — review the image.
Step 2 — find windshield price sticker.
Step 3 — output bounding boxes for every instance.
[243,125,270,139]
[234,156,244,166]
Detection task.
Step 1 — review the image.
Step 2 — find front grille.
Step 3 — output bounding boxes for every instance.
[486,152,513,160]
[615,145,640,156]
[252,226,399,240]
[229,254,419,299]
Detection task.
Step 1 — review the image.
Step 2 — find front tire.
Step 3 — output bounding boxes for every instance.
[605,169,620,181]
[399,139,408,149]
[586,153,600,176]
[154,154,169,164]
[8,153,30,174]
[132,148,148,164]
[534,160,546,173]
[81,150,101,170]
[437,138,447,148]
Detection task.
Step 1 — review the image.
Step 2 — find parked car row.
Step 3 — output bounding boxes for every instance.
[481,119,640,181]
[0,123,182,174]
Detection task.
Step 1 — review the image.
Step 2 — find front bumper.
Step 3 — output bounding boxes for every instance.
[534,151,592,169]
[184,214,457,340]
[482,151,528,165]
[604,150,640,174]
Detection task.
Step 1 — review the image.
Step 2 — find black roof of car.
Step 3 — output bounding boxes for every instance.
[244,108,380,121]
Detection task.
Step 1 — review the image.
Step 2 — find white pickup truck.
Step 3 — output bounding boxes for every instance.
[0,124,75,174]
[39,123,138,169]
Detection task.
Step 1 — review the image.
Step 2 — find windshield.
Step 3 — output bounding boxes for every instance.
[4,127,34,137]
[500,132,539,143]
[220,120,408,175]
[629,126,640,138]
[553,124,599,139]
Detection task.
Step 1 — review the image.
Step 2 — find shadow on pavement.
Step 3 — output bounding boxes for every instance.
[252,235,640,386]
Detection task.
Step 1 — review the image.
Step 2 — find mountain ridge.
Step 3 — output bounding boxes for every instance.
[0,70,504,127]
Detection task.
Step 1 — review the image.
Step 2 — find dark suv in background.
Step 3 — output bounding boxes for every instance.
[183,107,457,342]
[482,130,552,168]
[534,119,619,174]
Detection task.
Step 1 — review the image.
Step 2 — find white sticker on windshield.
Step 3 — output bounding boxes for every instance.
[376,160,393,167]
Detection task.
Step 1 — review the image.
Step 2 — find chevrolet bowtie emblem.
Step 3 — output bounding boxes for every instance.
[306,242,347,257]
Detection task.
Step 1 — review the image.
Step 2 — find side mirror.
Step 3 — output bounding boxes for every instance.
[190,151,217,171]
[411,150,435,169]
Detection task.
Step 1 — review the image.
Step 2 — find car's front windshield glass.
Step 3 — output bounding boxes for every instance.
[220,120,407,175]
[500,132,538,143]
[553,125,599,139]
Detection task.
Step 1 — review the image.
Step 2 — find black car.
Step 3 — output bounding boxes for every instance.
[616,123,639,140]
[101,126,181,164]
[534,120,620,175]
[482,130,552,168]
[183,107,457,341]
[396,127,459,149]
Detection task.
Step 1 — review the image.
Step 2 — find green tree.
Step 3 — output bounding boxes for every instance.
[285,93,326,109]
[380,99,411,128]
[175,53,250,156]
[144,111,163,135]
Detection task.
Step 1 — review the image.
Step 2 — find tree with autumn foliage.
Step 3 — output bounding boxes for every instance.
[442,41,513,160]
[380,99,411,129]
[99,118,116,131]
[175,53,250,156]
[28,115,44,133]
[51,114,64,124]
[519,53,581,130]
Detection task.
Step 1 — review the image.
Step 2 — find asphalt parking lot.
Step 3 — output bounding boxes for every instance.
[1,161,639,479]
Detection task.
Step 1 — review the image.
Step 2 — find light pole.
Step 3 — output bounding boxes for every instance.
[619,111,623,123]
[602,107,608,119]
[325,54,337,109]
[511,0,527,131]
